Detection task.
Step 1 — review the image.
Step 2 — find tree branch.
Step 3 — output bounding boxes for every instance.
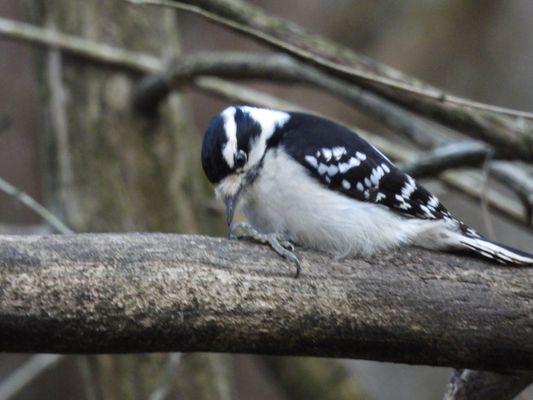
[0,233,532,371]
[403,142,492,178]
[0,16,161,73]
[0,355,63,400]
[136,51,452,149]
[489,162,533,227]
[127,0,533,162]
[0,176,73,234]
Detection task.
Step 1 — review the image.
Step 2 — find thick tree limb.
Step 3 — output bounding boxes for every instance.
[0,233,532,372]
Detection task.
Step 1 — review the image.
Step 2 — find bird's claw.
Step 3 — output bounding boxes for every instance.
[229,222,301,278]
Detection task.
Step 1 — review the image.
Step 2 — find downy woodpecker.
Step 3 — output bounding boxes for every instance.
[201,105,533,277]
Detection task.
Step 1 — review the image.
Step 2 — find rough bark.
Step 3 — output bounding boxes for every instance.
[0,233,532,372]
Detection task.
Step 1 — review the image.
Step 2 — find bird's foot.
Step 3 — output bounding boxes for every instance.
[229,222,301,278]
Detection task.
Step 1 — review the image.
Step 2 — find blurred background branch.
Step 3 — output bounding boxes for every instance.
[0,355,64,400]
[128,0,533,161]
[0,176,73,234]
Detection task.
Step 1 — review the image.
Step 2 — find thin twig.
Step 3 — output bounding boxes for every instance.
[0,355,63,400]
[0,16,161,73]
[0,176,73,234]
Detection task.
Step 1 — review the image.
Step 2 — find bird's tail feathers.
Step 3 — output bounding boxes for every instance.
[458,235,533,265]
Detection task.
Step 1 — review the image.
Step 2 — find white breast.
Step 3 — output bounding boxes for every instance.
[240,148,445,257]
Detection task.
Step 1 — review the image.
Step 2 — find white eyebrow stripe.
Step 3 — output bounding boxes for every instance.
[239,106,290,167]
[221,107,237,168]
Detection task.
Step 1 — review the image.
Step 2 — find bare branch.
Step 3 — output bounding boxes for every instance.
[0,17,449,150]
[126,0,533,162]
[490,163,533,227]
[403,142,492,178]
[0,176,73,234]
[124,0,533,118]
[0,233,532,371]
[0,355,63,400]
[0,12,162,149]
[0,16,161,73]
[136,51,452,148]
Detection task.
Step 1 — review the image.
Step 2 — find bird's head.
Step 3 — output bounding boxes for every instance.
[201,105,290,228]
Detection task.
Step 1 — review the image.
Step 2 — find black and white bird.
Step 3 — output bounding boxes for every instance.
[201,105,533,276]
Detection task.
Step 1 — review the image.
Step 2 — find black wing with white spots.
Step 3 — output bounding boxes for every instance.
[281,112,471,228]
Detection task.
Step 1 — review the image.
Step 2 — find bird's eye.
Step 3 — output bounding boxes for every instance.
[234,150,247,169]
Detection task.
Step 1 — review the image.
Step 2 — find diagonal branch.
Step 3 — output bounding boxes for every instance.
[0,355,63,400]
[0,233,532,372]
[126,0,533,162]
[135,51,451,149]
[0,16,160,72]
[0,176,73,234]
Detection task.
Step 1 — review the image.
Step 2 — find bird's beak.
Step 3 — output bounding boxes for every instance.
[223,184,243,238]
[216,174,245,237]
[224,194,237,228]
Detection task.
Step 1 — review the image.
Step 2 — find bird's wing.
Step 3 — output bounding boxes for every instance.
[281,113,454,222]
